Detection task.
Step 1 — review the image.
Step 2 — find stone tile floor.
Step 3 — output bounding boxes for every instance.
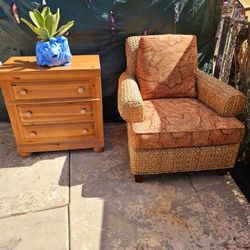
[0,122,249,250]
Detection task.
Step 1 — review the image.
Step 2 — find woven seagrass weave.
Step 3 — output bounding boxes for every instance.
[196,69,246,117]
[128,142,239,175]
[125,36,141,76]
[127,123,240,175]
[117,35,246,178]
[118,72,144,123]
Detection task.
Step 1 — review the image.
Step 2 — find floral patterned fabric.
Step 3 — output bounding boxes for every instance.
[130,98,245,149]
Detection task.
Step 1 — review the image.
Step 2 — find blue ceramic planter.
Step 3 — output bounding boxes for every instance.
[36,36,72,67]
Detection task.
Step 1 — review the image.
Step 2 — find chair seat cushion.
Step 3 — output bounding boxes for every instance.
[129,98,244,149]
[136,34,197,100]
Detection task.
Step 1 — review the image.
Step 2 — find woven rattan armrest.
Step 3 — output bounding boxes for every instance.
[196,69,246,117]
[118,72,144,123]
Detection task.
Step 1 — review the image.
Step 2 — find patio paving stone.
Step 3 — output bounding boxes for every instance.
[0,207,68,250]
[0,122,249,249]
[0,123,69,218]
[194,176,250,249]
[69,123,250,249]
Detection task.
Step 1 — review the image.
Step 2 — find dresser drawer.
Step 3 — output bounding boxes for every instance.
[12,81,93,101]
[18,102,94,124]
[22,122,95,143]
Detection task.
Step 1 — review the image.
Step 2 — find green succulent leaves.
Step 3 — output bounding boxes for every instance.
[21,7,74,41]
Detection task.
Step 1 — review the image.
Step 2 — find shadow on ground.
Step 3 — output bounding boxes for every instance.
[230,161,250,202]
[69,123,250,249]
[0,123,67,169]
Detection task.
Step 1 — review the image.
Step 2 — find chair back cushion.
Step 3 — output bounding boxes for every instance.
[136,34,197,100]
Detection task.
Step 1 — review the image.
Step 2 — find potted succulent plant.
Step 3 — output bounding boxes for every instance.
[21,7,74,67]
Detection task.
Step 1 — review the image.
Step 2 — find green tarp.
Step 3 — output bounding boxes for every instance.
[0,0,221,121]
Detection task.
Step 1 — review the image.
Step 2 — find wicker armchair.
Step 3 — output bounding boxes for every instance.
[118,35,246,182]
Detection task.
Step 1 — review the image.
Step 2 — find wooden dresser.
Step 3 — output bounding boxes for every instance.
[0,55,104,156]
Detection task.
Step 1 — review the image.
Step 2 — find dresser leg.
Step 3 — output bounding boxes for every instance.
[93,147,104,153]
[18,151,32,157]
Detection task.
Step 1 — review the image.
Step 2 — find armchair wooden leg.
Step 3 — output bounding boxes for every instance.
[134,175,144,183]
[216,169,230,176]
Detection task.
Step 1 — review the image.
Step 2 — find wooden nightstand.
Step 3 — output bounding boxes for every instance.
[0,55,104,156]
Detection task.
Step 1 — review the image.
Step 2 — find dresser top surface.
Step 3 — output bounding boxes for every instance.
[0,55,100,75]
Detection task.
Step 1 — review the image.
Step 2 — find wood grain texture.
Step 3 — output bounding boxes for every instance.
[23,122,95,143]
[12,81,93,100]
[0,55,104,156]
[0,55,100,74]
[18,102,94,124]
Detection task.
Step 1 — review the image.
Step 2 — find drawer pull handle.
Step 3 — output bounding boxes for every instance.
[82,129,89,135]
[80,108,87,114]
[20,89,27,96]
[78,87,85,94]
[29,131,37,137]
[25,111,32,118]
